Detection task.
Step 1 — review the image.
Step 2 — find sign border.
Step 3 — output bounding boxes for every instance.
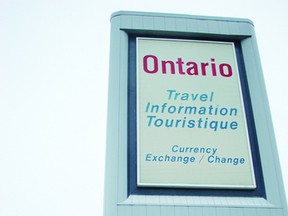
[105,12,288,216]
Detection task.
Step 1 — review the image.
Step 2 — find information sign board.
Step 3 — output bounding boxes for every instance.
[137,37,256,189]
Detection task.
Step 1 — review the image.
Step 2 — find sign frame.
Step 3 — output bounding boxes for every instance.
[128,35,265,197]
[104,11,288,216]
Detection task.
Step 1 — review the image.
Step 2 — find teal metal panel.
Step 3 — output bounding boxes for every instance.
[174,206,189,216]
[216,207,230,216]
[175,18,187,31]
[271,208,286,216]
[242,208,257,216]
[153,16,166,31]
[131,15,143,29]
[142,16,154,30]
[229,208,244,216]
[146,205,161,215]
[202,207,217,216]
[256,208,271,216]
[118,205,132,216]
[242,36,286,206]
[132,206,146,216]
[188,206,203,216]
[164,17,176,30]
[185,18,202,34]
[160,206,174,216]
[117,30,129,202]
[103,14,121,216]
[206,20,222,34]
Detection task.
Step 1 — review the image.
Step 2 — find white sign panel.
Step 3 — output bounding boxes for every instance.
[136,37,256,189]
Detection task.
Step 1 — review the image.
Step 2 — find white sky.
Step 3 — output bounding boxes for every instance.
[0,0,288,215]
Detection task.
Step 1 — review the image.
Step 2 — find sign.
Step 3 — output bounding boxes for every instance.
[106,12,287,216]
[137,37,256,189]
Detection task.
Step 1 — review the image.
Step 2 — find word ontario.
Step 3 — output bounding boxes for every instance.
[142,55,233,77]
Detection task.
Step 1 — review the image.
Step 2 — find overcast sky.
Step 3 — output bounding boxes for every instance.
[0,0,288,215]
